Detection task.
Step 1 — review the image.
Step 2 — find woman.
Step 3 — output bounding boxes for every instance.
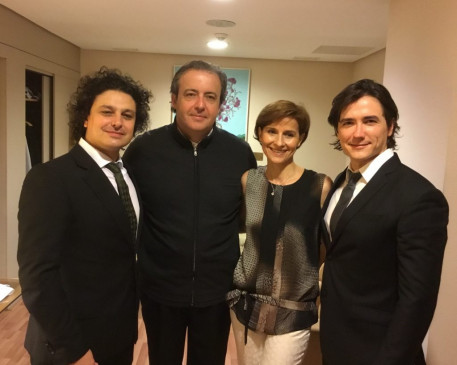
[227,100,332,365]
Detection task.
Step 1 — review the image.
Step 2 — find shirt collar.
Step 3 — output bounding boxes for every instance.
[349,148,394,183]
[78,138,123,168]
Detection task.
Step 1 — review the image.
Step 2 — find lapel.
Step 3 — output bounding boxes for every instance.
[323,169,346,213]
[326,154,401,253]
[69,145,135,248]
[321,169,346,249]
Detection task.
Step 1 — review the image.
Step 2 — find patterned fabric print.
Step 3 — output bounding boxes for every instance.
[229,166,324,335]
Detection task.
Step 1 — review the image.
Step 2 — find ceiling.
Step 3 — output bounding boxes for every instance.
[0,0,390,63]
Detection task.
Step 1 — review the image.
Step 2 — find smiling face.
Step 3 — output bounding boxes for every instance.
[258,117,304,166]
[171,69,222,142]
[337,95,394,171]
[83,90,136,161]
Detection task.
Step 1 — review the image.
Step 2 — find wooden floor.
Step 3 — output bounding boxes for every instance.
[0,297,238,365]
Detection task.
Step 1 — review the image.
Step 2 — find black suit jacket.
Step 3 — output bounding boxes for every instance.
[18,144,140,364]
[320,153,448,365]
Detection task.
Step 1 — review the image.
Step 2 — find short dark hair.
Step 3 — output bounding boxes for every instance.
[328,79,400,150]
[254,100,311,147]
[67,67,152,142]
[170,60,227,112]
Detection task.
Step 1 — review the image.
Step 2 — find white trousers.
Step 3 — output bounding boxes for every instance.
[230,310,311,365]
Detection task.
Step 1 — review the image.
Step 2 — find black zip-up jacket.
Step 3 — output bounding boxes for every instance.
[124,122,257,307]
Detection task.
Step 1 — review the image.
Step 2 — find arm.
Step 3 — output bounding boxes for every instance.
[373,188,448,365]
[238,170,249,233]
[319,175,333,266]
[320,175,333,208]
[18,166,89,363]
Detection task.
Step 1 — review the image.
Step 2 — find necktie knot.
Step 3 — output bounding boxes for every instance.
[347,171,362,186]
[106,162,121,174]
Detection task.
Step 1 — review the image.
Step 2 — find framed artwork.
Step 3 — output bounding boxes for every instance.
[173,66,251,140]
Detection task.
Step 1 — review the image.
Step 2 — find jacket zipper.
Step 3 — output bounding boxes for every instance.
[191,144,198,306]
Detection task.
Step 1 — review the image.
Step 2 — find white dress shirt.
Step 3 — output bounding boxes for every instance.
[324,149,394,237]
[79,138,140,225]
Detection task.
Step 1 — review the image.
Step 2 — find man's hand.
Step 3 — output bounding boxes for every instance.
[70,349,98,365]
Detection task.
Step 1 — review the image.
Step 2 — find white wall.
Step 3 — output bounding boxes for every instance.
[384,0,457,363]
[353,49,385,83]
[384,2,451,189]
[0,5,80,278]
[0,57,6,277]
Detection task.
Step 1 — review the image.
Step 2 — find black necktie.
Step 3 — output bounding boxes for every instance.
[105,162,137,241]
[330,171,362,237]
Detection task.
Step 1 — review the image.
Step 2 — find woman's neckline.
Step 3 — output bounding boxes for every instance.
[264,165,305,187]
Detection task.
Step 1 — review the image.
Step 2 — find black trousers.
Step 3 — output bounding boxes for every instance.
[29,345,133,365]
[26,315,133,365]
[97,346,134,365]
[141,296,231,365]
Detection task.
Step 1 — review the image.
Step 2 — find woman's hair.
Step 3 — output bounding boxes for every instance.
[254,100,311,146]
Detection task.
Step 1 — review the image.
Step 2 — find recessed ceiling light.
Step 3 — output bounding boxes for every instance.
[207,33,228,50]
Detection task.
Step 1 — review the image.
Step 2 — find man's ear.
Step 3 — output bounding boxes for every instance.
[387,121,394,137]
[171,94,177,109]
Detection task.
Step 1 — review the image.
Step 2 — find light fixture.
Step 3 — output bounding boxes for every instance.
[206,19,236,28]
[207,33,228,50]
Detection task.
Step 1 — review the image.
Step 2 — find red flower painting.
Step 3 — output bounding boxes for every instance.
[217,77,242,125]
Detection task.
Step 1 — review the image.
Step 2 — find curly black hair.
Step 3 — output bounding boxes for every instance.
[67,67,152,142]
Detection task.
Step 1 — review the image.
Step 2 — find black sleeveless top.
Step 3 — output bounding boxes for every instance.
[227,166,325,335]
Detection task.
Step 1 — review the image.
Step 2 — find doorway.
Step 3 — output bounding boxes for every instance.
[25,69,54,169]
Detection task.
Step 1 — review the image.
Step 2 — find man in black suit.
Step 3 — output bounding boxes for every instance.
[17,68,152,365]
[320,79,448,365]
